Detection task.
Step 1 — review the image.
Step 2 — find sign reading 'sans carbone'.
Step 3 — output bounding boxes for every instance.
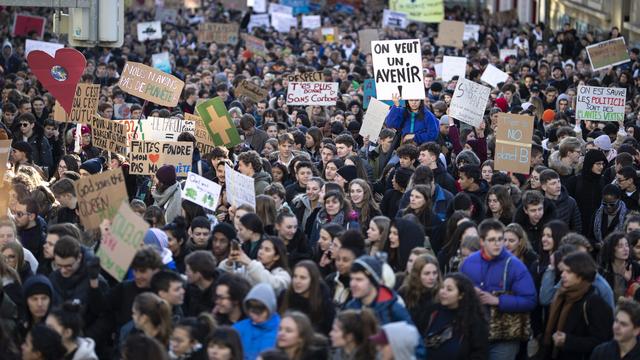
[286,82,338,106]
[576,85,626,122]
[371,39,424,100]
[118,61,185,107]
[129,140,193,176]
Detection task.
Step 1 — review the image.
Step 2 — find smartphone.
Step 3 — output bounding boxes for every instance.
[231,239,241,251]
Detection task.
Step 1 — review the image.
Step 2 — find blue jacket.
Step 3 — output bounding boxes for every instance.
[398,184,452,222]
[460,248,537,313]
[233,314,280,360]
[384,106,439,144]
[345,285,413,324]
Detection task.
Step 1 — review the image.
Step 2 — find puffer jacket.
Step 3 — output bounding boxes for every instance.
[384,106,439,144]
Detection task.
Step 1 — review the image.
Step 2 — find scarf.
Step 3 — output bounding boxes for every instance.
[543,280,591,357]
[593,200,627,244]
[409,112,416,133]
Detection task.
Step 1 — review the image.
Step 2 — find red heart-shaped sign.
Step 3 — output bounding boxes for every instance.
[149,154,160,164]
[27,48,86,115]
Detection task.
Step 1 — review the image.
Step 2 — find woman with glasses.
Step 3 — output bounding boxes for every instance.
[51,155,79,183]
[591,184,629,245]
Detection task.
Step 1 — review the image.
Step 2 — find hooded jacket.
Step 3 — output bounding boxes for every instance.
[345,285,413,325]
[383,321,420,360]
[152,181,183,224]
[567,150,608,239]
[233,283,280,360]
[512,197,557,251]
[548,186,582,233]
[253,170,272,195]
[384,106,439,144]
[386,218,426,272]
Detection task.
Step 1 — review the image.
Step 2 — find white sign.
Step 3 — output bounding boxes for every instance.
[371,39,424,100]
[576,85,626,122]
[137,21,163,41]
[269,2,293,15]
[449,78,491,127]
[183,172,222,211]
[499,48,517,60]
[360,98,390,140]
[25,39,63,56]
[271,12,297,33]
[433,63,443,79]
[302,15,321,29]
[382,9,408,28]
[481,64,509,88]
[116,117,194,142]
[251,0,267,13]
[248,14,271,32]
[286,82,338,106]
[442,56,466,82]
[463,24,480,41]
[225,164,256,208]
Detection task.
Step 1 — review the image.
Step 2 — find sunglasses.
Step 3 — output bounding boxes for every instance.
[19,123,30,127]
[603,201,618,208]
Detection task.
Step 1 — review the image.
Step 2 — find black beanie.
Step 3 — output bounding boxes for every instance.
[337,165,358,183]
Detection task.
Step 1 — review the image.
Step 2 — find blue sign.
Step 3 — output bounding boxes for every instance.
[281,0,310,15]
[363,79,403,109]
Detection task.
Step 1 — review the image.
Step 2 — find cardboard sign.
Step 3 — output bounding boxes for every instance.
[481,64,509,88]
[235,80,270,103]
[75,168,129,230]
[302,15,321,29]
[118,61,185,107]
[225,164,256,208]
[371,39,424,100]
[52,83,100,123]
[586,37,630,71]
[116,117,194,142]
[272,12,297,33]
[576,85,626,122]
[184,113,216,155]
[241,34,268,58]
[382,9,408,28]
[196,97,242,148]
[449,78,491,127]
[248,14,270,32]
[435,20,465,48]
[358,29,379,54]
[285,71,324,82]
[463,24,480,41]
[389,0,444,23]
[96,201,148,281]
[25,39,63,57]
[499,48,518,60]
[183,172,222,211]
[129,140,193,176]
[13,14,46,38]
[360,98,390,140]
[90,116,128,155]
[494,113,534,174]
[287,82,339,106]
[442,56,466,82]
[197,23,239,45]
[137,21,163,41]
[0,140,12,190]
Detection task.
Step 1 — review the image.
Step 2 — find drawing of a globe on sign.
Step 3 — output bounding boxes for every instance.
[50,66,68,81]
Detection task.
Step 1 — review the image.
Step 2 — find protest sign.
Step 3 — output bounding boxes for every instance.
[248,14,270,32]
[435,20,465,48]
[241,34,267,58]
[25,39,63,57]
[358,29,379,54]
[269,3,294,15]
[196,98,242,148]
[586,37,630,71]
[463,24,480,41]
[90,116,128,155]
[220,0,247,10]
[449,78,491,127]
[155,8,178,23]
[382,9,408,28]
[13,14,46,38]
[433,62,443,79]
[494,113,534,174]
[285,71,324,82]
[0,140,11,192]
[75,168,129,230]
[481,64,509,88]
[151,52,171,73]
[250,0,267,12]
[235,80,270,103]
[52,83,100,123]
[118,61,185,107]
[363,79,375,109]
[225,164,256,208]
[442,56,466,82]
[302,15,322,29]
[371,39,424,100]
[576,85,626,122]
[318,27,339,43]
[360,98,390,140]
[272,12,298,33]
[389,0,443,22]
[281,0,310,15]
[499,48,518,60]
[116,117,194,142]
[183,172,222,211]
[287,82,339,106]
[129,140,193,176]
[137,21,163,41]
[96,201,148,281]
[197,23,239,45]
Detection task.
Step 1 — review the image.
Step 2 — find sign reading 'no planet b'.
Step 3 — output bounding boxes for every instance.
[371,39,424,100]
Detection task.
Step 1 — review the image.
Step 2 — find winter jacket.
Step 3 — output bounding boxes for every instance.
[399,184,453,224]
[433,162,458,195]
[512,198,557,252]
[590,339,640,360]
[281,282,335,334]
[285,182,306,205]
[219,259,291,296]
[233,284,280,360]
[17,216,47,261]
[425,305,489,360]
[539,268,615,310]
[460,248,537,313]
[184,282,216,317]
[309,209,360,249]
[345,285,413,325]
[384,106,439,144]
[548,151,578,185]
[152,182,183,224]
[567,150,608,239]
[253,170,272,195]
[548,187,582,233]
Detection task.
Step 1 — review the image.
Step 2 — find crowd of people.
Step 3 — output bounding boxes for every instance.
[1,1,640,360]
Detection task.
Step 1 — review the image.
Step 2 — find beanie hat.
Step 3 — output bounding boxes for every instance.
[351,255,383,287]
[155,165,177,186]
[336,165,358,183]
[594,134,612,151]
[12,141,32,155]
[80,158,104,175]
[81,125,91,135]
[438,114,449,126]
[394,167,414,189]
[23,275,53,299]
[331,121,345,135]
[494,97,508,112]
[455,150,481,166]
[542,109,556,123]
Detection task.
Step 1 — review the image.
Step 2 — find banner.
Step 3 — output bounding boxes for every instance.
[371,39,424,100]
[360,98,390,140]
[435,20,465,48]
[389,0,443,23]
[494,113,534,174]
[480,64,509,88]
[285,71,324,82]
[137,21,163,41]
[248,14,270,32]
[586,37,630,71]
[90,116,128,155]
[225,164,256,208]
[358,29,379,54]
[183,172,222,211]
[196,97,242,148]
[318,27,338,43]
[302,15,321,29]
[25,39,63,57]
[129,140,194,176]
[442,56,466,82]
[13,14,46,38]
[449,78,491,127]
[75,168,128,230]
[116,117,194,142]
[287,82,339,106]
[96,201,148,281]
[118,61,185,107]
[576,85,626,122]
[52,83,100,123]
[235,80,270,103]
[241,34,267,58]
[197,23,239,45]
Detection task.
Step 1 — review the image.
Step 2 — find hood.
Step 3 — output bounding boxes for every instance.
[144,229,174,265]
[393,218,425,266]
[383,321,419,360]
[548,150,575,176]
[555,93,570,112]
[254,170,272,183]
[581,149,607,179]
[72,337,98,360]
[244,283,277,316]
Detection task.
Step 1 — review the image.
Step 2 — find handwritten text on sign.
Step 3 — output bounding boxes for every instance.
[371,39,424,100]
[576,85,626,122]
[183,172,222,211]
[286,82,338,106]
[74,168,128,230]
[449,78,491,127]
[129,140,193,176]
[494,114,534,175]
[53,83,100,123]
[118,61,185,107]
[225,164,256,208]
[90,116,128,155]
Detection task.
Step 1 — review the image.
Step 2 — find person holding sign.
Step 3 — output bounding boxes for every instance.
[384,94,439,145]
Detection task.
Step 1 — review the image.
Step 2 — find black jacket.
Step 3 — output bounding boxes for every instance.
[513,198,557,252]
[184,282,216,317]
[433,163,457,194]
[548,186,582,233]
[567,150,608,239]
[590,339,640,360]
[425,305,489,360]
[281,283,335,335]
[17,216,47,261]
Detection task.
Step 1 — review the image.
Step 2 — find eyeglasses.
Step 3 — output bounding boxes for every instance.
[19,123,29,127]
[603,201,618,208]
[14,211,30,218]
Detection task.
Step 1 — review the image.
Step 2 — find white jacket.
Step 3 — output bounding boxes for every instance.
[219,259,291,295]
